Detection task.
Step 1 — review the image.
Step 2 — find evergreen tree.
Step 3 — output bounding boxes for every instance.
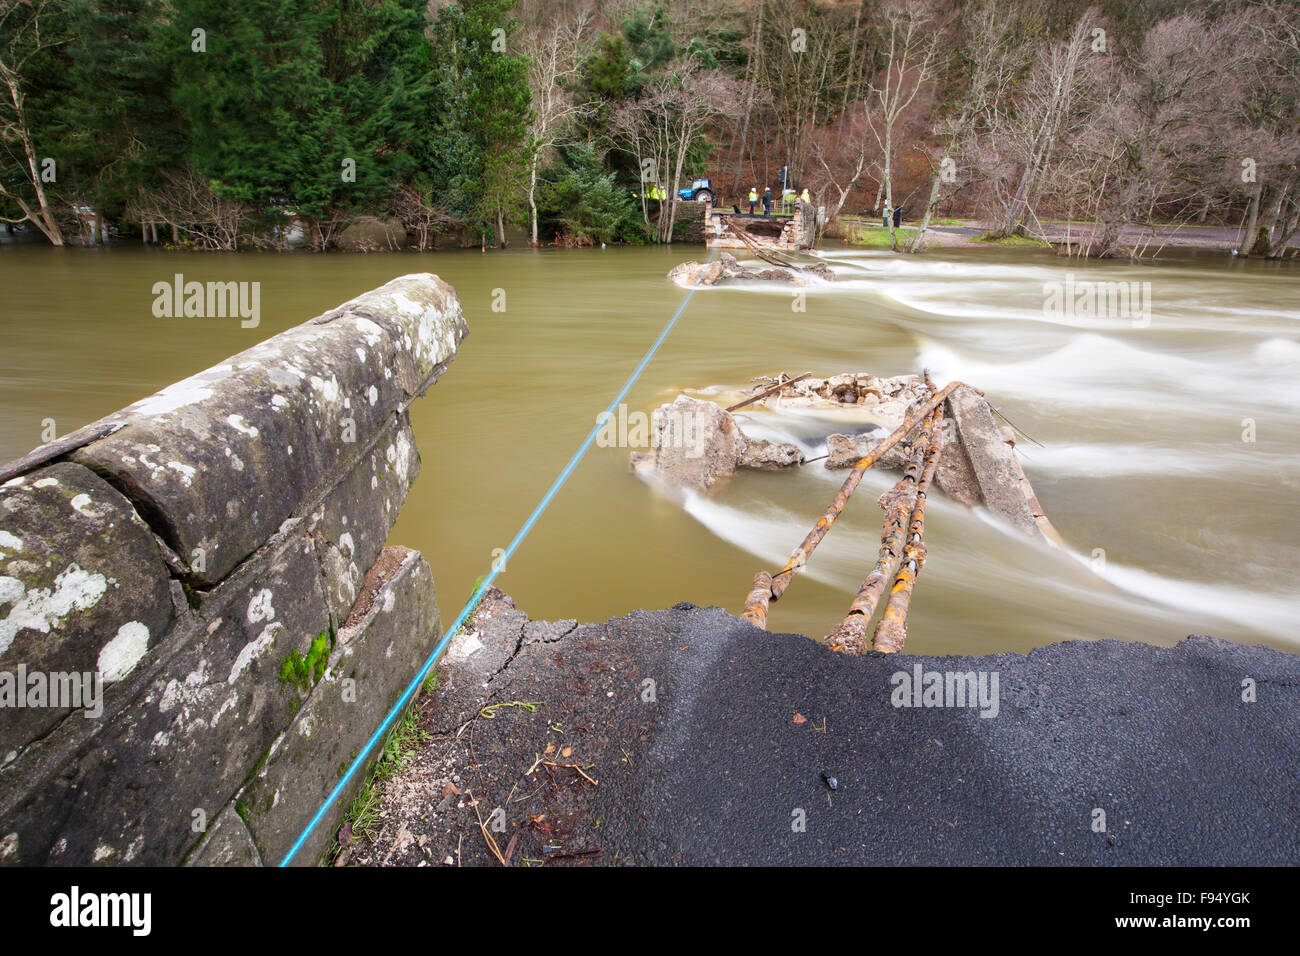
[428,0,532,247]
[54,0,182,237]
[170,0,330,209]
[539,141,643,244]
[170,0,437,247]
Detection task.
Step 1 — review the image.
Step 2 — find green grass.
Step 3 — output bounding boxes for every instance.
[378,705,430,775]
[973,233,1051,247]
[326,684,437,863]
[843,225,918,248]
[340,777,383,844]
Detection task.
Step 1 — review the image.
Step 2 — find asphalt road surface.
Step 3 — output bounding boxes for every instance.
[352,591,1299,866]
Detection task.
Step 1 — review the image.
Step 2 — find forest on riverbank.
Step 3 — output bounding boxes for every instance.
[2,0,1297,257]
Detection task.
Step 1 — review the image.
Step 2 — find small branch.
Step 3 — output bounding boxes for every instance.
[541,761,598,787]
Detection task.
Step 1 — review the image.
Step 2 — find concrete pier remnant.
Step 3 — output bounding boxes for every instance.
[630,379,1054,543]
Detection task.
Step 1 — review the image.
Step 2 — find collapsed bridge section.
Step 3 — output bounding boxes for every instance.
[631,372,1059,650]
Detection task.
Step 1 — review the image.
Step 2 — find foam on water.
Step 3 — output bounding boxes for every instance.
[644,246,1299,649]
[1018,442,1300,478]
[674,469,1297,648]
[1067,550,1300,646]
[916,333,1300,412]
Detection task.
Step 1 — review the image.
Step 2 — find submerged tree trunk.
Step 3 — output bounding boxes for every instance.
[1237,185,1261,257]
[528,164,539,246]
[908,150,949,254]
[1093,217,1125,258]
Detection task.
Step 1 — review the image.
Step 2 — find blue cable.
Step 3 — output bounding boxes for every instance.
[279,256,711,865]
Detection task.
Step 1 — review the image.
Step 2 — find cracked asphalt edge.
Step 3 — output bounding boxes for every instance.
[345,588,1300,866]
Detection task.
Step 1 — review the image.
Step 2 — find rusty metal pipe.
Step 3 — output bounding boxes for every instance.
[741,571,774,628]
[872,430,944,653]
[826,407,942,653]
[767,380,968,602]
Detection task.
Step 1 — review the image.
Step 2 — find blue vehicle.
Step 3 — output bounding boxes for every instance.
[678,178,715,203]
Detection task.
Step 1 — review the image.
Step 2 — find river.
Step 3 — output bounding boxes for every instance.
[1,241,1296,655]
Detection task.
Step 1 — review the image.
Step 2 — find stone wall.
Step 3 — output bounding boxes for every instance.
[704,201,817,251]
[0,274,467,866]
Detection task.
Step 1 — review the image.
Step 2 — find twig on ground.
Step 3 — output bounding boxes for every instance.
[479,700,542,719]
[541,761,599,786]
[467,790,506,866]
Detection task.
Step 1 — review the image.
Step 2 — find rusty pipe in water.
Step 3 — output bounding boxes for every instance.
[871,430,944,653]
[826,406,942,653]
[766,380,969,602]
[741,571,774,628]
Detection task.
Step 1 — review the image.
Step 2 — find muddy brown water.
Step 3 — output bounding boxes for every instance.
[1,241,1297,655]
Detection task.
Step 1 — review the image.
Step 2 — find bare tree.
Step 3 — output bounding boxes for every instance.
[393,183,457,251]
[1085,15,1223,257]
[522,9,594,246]
[907,0,1021,252]
[612,61,744,243]
[869,0,943,250]
[808,101,875,220]
[0,0,65,245]
[755,0,874,187]
[728,2,765,195]
[979,10,1096,239]
[132,167,247,252]
[1226,1,1300,257]
[1040,13,1255,258]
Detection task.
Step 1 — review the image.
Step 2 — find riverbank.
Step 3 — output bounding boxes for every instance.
[4,263,1297,867]
[837,218,1282,255]
[344,588,1300,866]
[4,216,1276,257]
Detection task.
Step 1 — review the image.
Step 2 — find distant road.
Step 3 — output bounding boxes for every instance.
[839,217,1250,251]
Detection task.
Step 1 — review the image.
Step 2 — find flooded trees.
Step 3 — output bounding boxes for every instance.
[6,0,1298,254]
[869,1,943,251]
[611,63,744,243]
[0,0,66,245]
[1225,2,1300,258]
[979,12,1096,241]
[523,11,593,246]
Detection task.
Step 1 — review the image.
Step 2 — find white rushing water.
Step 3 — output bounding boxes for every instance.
[659,246,1300,653]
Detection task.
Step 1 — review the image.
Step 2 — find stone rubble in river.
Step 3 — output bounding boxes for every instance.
[629,374,1056,542]
[777,372,929,413]
[668,251,834,288]
[628,396,756,491]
